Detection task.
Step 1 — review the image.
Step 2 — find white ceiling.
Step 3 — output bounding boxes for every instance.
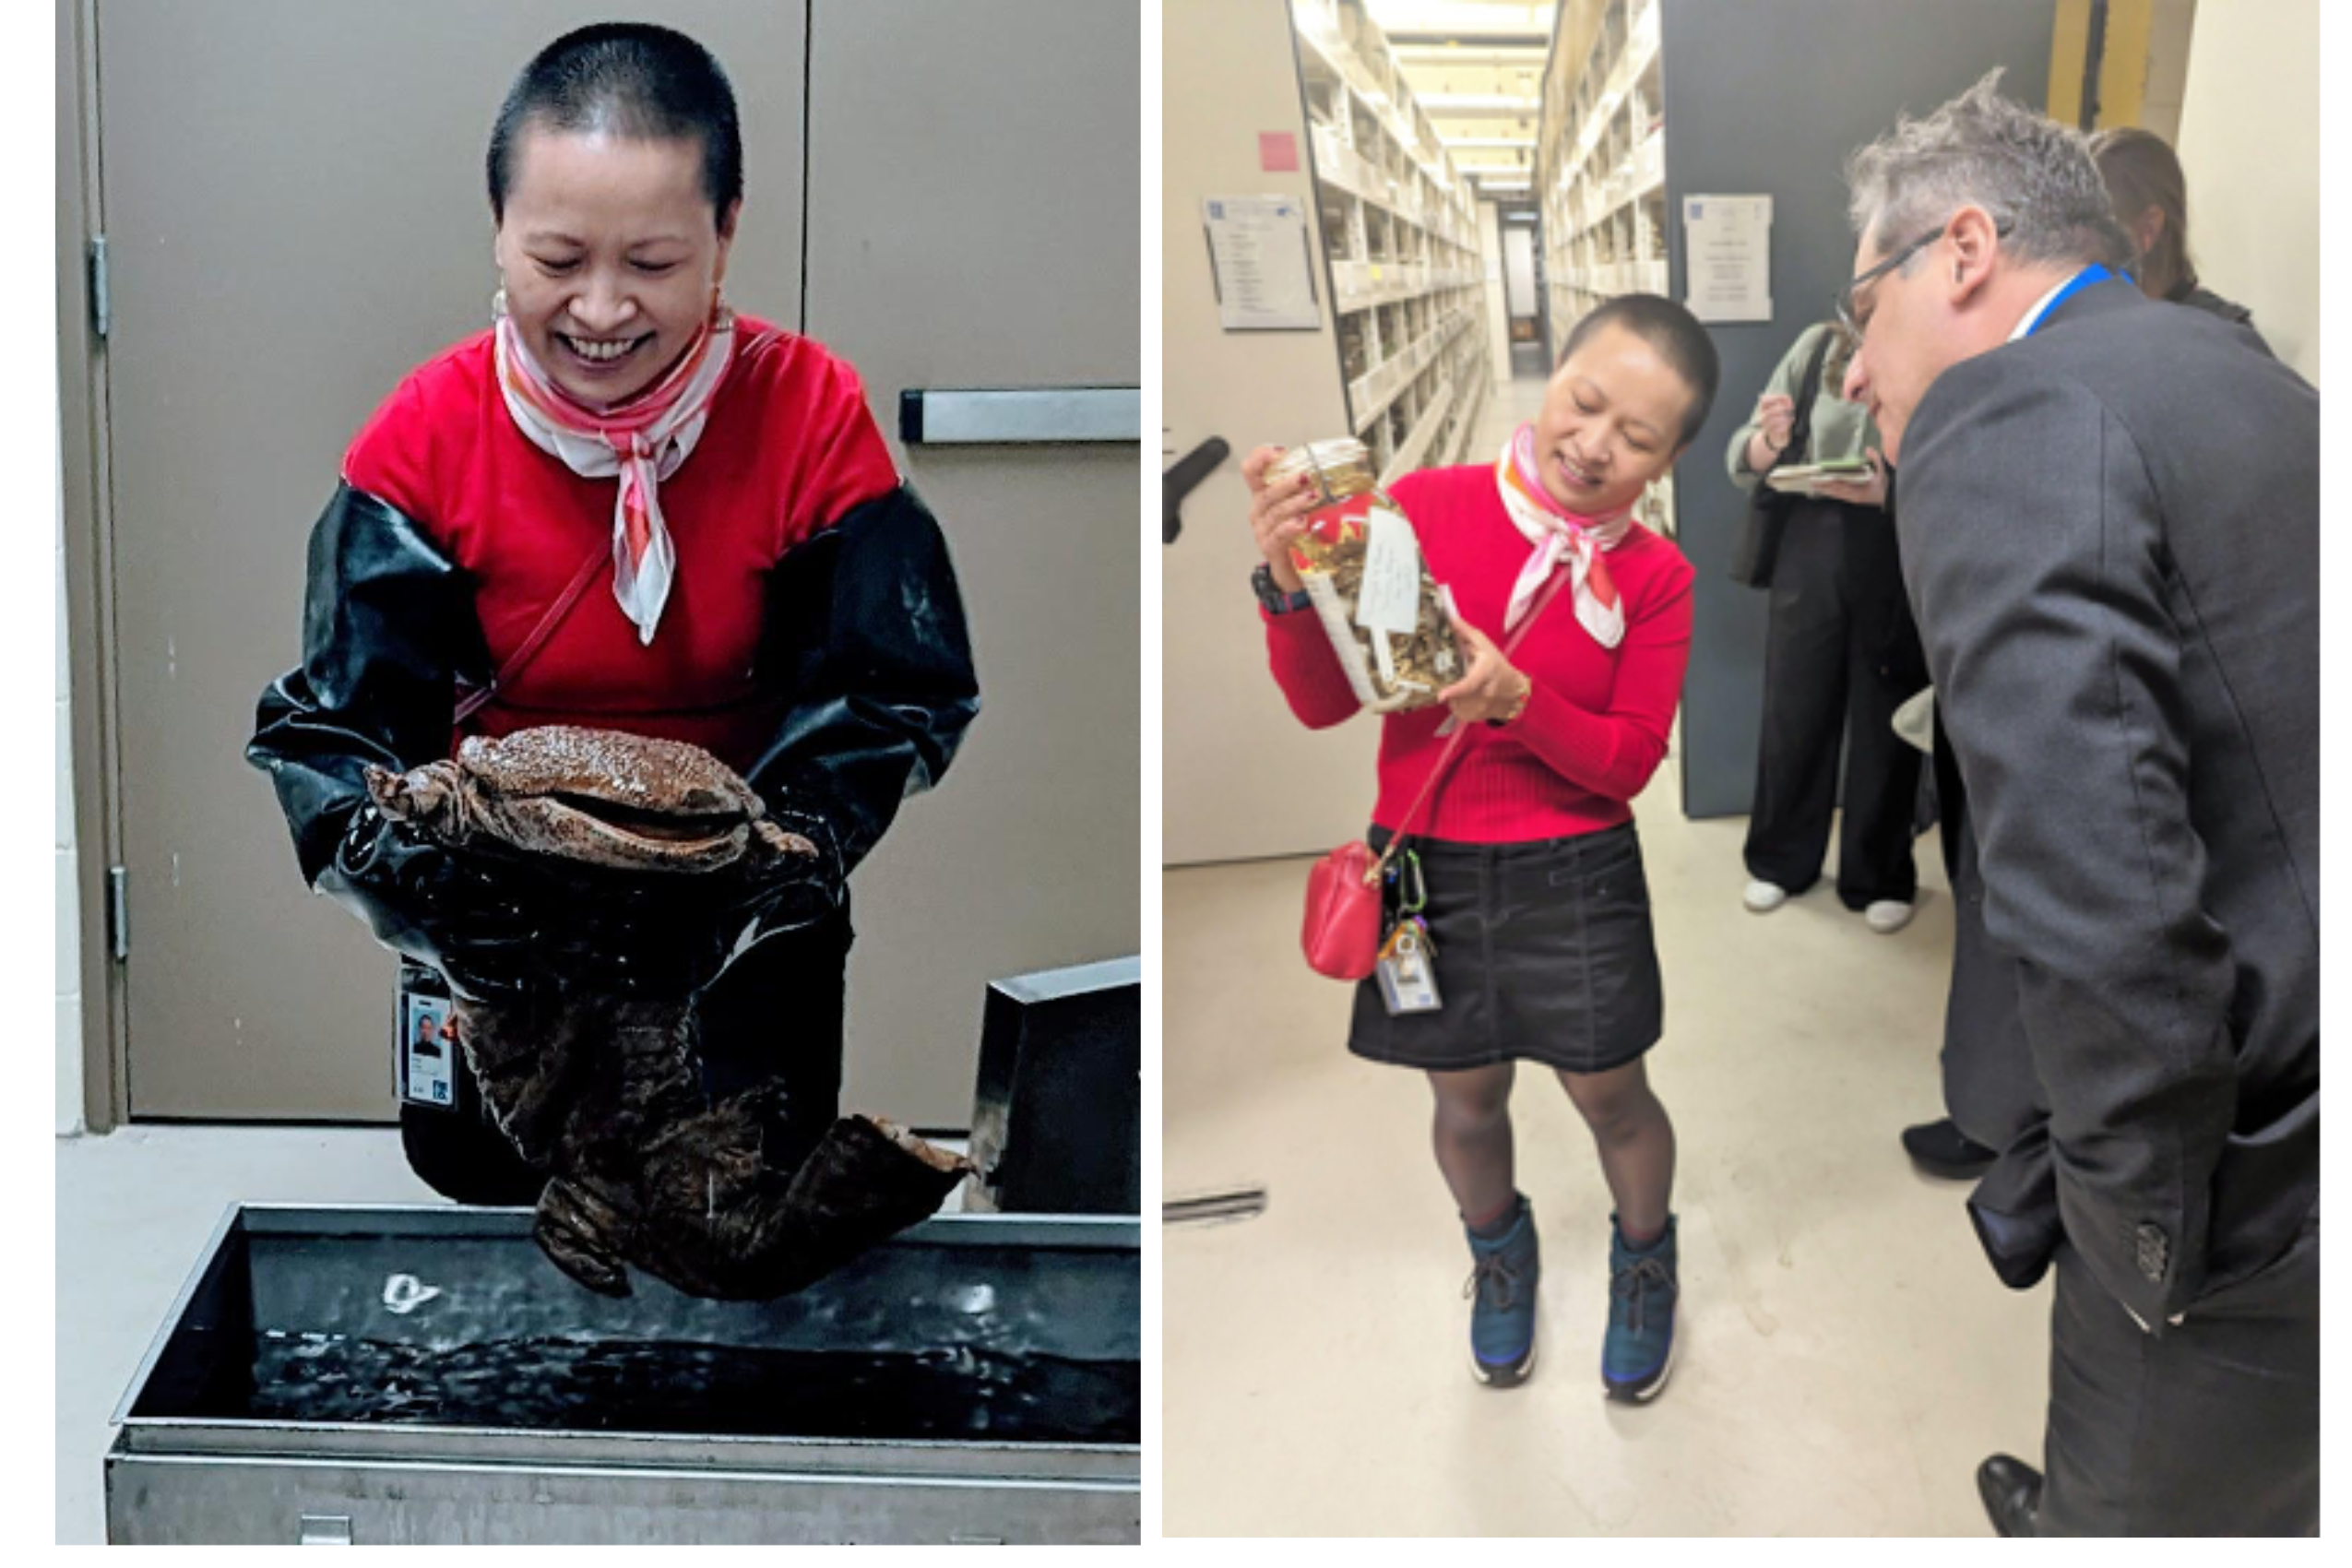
[1363,0,1554,197]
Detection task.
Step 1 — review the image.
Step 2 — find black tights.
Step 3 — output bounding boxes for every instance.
[1427,1059,1675,1242]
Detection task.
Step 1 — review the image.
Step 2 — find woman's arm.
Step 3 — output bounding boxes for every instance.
[244,481,553,993]
[1724,327,1821,492]
[741,481,980,881]
[1262,604,1364,730]
[731,352,980,892]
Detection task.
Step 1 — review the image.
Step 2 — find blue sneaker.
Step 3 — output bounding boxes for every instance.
[1463,1195,1538,1387]
[1602,1214,1678,1402]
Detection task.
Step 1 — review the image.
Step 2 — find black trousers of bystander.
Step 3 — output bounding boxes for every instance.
[1743,498,1927,908]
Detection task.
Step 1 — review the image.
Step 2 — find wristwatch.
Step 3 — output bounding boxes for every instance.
[1253,562,1313,615]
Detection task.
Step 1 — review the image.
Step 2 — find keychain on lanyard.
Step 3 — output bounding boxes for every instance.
[1377,848,1443,1016]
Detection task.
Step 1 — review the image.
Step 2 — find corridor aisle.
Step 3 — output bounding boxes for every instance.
[1163,746,2048,1536]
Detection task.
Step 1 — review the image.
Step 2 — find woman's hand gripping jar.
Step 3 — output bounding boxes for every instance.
[1265,439,1461,712]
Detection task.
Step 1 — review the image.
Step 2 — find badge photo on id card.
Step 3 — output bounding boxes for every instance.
[398,975,457,1111]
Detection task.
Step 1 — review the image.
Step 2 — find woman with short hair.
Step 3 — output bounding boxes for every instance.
[1243,294,1718,1403]
[248,22,979,1205]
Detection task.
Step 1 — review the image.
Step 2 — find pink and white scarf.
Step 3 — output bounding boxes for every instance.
[493,293,737,645]
[1495,423,1633,648]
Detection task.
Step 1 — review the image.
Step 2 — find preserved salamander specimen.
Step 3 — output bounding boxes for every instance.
[367,726,969,1299]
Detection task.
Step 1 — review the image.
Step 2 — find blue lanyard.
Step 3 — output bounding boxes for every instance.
[2022,263,2129,337]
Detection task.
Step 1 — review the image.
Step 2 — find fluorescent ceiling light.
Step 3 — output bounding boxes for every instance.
[1420,93,1540,113]
[1361,0,1550,40]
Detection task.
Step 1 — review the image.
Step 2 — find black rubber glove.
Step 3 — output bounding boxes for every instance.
[322,802,568,1004]
[740,485,980,879]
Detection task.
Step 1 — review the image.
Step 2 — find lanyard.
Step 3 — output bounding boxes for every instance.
[2022,263,2129,338]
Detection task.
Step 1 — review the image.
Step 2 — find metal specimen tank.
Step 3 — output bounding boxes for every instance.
[106,1206,1139,1544]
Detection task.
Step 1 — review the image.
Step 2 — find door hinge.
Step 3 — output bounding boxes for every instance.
[88,235,110,340]
[107,864,129,962]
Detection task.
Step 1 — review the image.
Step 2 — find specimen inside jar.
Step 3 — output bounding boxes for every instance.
[1269,440,1460,712]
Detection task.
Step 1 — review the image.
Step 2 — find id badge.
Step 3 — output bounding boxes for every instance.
[396,961,458,1111]
[1375,919,1443,1016]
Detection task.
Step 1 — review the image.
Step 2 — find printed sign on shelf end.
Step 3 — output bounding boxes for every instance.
[1682,193,1774,324]
[1204,196,1322,332]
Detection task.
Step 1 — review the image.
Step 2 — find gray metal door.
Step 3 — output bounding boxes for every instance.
[93,1,811,1118]
[804,0,1141,1125]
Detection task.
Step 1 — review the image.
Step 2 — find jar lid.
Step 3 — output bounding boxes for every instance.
[1265,438,1375,502]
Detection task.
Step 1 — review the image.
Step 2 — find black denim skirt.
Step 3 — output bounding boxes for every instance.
[1347,821,1664,1075]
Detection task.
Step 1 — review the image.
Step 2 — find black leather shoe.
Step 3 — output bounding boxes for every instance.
[1977,1454,2041,1537]
[1902,1117,1997,1179]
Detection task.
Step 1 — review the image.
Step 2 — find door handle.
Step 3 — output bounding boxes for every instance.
[1161,436,1229,544]
[297,1514,353,1544]
[897,386,1139,445]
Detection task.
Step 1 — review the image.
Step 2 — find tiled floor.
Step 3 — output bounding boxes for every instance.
[1163,383,2051,1534]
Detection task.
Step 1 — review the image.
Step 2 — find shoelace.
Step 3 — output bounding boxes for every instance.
[1464,1251,1524,1313]
[1610,1254,1677,1336]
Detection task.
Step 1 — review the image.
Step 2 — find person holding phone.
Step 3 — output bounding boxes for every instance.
[1726,322,1926,932]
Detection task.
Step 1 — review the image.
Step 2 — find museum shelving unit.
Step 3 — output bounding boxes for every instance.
[1537,0,1677,536]
[1291,0,1496,486]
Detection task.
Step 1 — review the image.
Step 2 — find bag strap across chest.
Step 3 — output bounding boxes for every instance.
[453,543,612,726]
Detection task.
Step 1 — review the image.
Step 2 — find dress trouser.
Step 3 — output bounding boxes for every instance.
[398,912,853,1206]
[1742,498,1925,908]
[2037,1210,2321,1535]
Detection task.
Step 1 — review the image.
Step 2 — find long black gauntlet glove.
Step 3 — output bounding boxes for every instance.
[247,483,532,994]
[733,483,980,951]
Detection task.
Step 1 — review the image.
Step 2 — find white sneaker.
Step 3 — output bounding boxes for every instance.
[1743,879,1789,913]
[1864,899,1915,934]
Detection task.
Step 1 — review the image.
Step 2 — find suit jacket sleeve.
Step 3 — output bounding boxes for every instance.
[1898,361,2238,1332]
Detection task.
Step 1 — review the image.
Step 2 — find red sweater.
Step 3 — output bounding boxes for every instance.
[1264,462,1695,841]
[340,315,900,771]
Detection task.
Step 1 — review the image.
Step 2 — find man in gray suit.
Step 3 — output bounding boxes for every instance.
[1837,75,2318,1536]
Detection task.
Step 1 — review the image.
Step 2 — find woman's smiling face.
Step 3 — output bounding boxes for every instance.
[1529,321,1693,515]
[492,122,737,408]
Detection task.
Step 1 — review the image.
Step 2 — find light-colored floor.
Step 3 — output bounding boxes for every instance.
[1163,780,2049,1537]
[56,1123,442,1543]
[1164,385,2050,1535]
[1474,370,1545,457]
[55,1123,967,1543]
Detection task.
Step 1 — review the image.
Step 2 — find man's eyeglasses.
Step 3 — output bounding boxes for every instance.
[1833,214,2013,351]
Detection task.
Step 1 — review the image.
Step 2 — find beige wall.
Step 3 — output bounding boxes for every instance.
[2175,0,2319,383]
[1479,200,1513,371]
[1163,0,1376,865]
[56,386,81,1136]
[1502,222,1538,316]
[2136,0,2198,144]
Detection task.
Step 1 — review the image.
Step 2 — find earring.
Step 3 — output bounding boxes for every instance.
[492,284,509,320]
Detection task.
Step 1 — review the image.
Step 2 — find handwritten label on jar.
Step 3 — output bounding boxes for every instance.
[1353,504,1423,638]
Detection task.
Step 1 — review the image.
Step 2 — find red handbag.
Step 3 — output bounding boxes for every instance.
[1301,838,1389,980]
[1300,566,1570,980]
